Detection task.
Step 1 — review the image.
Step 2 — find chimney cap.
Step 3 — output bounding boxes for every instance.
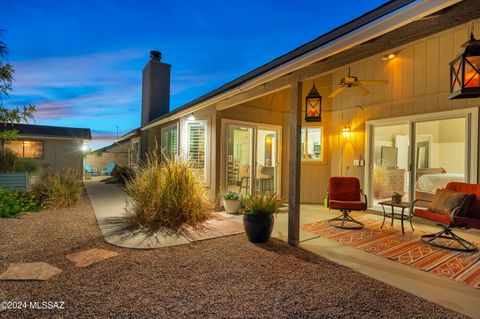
[150,50,162,62]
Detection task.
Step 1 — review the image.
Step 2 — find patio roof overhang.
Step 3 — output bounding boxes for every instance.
[141,0,462,131]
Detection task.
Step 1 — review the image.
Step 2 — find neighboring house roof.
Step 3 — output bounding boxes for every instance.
[0,123,92,140]
[93,138,132,153]
[116,127,140,143]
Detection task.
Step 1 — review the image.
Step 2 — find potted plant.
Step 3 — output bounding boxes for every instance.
[222,191,241,214]
[243,193,282,243]
[392,192,403,204]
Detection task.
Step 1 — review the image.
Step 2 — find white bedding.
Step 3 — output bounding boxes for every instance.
[416,173,465,194]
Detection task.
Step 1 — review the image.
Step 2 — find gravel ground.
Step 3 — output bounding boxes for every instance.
[0,192,467,319]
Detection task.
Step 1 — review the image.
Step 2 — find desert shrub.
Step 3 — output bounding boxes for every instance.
[0,188,42,218]
[34,169,83,209]
[0,148,17,173]
[0,148,39,173]
[126,154,211,230]
[243,193,282,214]
[15,158,39,173]
[111,165,134,184]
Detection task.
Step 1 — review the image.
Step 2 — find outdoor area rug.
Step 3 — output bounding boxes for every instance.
[302,218,480,289]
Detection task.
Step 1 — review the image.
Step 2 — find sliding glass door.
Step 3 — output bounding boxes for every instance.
[225,122,280,197]
[414,117,467,207]
[368,112,474,209]
[371,124,411,205]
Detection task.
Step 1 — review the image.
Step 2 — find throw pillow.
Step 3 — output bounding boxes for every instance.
[427,189,473,215]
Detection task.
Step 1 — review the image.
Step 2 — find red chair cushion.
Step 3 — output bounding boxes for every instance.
[414,208,451,225]
[445,182,480,219]
[328,177,361,201]
[330,200,366,211]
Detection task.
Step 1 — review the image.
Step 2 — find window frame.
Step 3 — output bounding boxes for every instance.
[185,119,209,183]
[160,122,179,158]
[301,126,325,163]
[3,139,44,159]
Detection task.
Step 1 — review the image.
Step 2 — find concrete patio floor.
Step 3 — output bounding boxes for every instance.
[270,205,480,319]
[84,177,243,249]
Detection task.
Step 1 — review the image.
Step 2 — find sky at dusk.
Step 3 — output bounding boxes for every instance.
[1,0,387,149]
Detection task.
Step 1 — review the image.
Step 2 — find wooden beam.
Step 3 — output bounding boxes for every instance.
[216,76,290,111]
[288,80,302,246]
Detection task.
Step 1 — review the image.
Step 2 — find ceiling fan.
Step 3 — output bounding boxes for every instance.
[328,68,388,98]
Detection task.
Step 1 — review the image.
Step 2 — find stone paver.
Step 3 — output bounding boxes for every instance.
[66,248,119,267]
[0,262,62,281]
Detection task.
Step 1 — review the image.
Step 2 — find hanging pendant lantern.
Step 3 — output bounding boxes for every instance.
[305,84,322,122]
[449,29,480,99]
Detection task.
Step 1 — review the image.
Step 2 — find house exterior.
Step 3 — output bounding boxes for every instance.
[0,123,91,178]
[119,0,480,245]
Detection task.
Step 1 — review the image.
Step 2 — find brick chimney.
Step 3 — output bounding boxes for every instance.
[141,50,171,125]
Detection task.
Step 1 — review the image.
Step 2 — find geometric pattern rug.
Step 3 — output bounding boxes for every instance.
[302,218,480,290]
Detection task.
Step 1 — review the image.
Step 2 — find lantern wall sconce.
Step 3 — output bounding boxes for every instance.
[305,84,322,122]
[341,125,351,139]
[449,28,480,99]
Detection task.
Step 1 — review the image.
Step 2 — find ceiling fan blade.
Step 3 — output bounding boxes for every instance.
[353,85,370,96]
[328,86,346,98]
[359,80,388,85]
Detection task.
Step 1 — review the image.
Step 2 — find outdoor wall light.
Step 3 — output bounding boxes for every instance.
[81,145,89,152]
[341,125,351,139]
[187,113,196,121]
[305,84,322,122]
[449,28,480,99]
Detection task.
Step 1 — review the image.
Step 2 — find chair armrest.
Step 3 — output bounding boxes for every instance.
[450,206,467,227]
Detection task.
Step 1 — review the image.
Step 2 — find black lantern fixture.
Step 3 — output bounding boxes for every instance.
[449,28,480,99]
[305,84,322,122]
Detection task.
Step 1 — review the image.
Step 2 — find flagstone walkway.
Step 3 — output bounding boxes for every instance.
[84,178,244,249]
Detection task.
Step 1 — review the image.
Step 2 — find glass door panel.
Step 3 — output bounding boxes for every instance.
[414,118,466,207]
[256,129,278,195]
[226,124,254,196]
[372,124,410,205]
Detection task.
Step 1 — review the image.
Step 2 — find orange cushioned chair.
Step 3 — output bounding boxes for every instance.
[327,177,367,229]
[413,182,480,252]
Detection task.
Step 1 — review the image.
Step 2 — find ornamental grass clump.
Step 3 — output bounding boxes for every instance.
[126,154,211,230]
[34,169,83,209]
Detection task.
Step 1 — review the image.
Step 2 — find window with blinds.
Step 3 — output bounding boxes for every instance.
[186,120,207,180]
[160,123,178,158]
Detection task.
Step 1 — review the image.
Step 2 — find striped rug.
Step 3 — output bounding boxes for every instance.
[302,218,480,289]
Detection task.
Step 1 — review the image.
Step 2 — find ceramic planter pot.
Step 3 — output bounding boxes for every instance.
[243,213,274,243]
[223,199,241,214]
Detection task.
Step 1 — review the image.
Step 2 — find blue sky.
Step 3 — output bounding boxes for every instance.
[1,0,387,149]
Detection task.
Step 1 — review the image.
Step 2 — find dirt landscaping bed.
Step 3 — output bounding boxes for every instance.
[0,192,466,318]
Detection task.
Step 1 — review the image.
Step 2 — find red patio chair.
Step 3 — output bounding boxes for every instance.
[327,177,367,229]
[412,182,480,252]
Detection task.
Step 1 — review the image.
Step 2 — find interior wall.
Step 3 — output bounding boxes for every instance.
[329,19,480,186]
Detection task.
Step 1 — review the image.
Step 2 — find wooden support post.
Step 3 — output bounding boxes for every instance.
[288,80,302,246]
